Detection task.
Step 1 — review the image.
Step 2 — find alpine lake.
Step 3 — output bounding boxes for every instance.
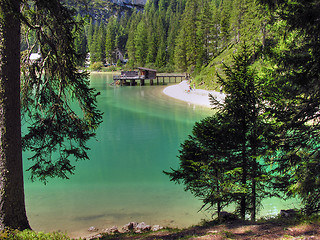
[22,73,299,238]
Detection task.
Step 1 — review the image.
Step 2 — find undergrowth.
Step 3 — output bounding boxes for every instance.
[0,229,71,240]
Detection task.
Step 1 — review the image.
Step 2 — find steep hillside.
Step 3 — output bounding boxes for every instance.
[63,0,147,21]
[112,0,147,7]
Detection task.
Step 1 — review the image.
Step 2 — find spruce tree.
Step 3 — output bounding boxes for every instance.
[219,0,232,48]
[215,44,272,220]
[105,17,116,64]
[196,0,213,70]
[126,9,140,67]
[86,18,94,52]
[174,27,187,72]
[167,44,273,221]
[134,19,147,66]
[183,0,198,70]
[167,9,181,67]
[97,21,106,63]
[155,15,167,68]
[211,2,221,55]
[74,14,88,66]
[145,14,157,65]
[174,0,197,72]
[89,21,100,63]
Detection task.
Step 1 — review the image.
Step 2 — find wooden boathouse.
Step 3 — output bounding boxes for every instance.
[113,67,186,86]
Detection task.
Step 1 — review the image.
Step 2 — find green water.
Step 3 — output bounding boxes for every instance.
[23,73,299,237]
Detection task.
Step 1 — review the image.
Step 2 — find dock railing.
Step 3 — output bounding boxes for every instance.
[113,73,186,86]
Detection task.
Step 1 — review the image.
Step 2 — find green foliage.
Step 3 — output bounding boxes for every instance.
[73,14,87,66]
[134,20,147,66]
[165,114,240,215]
[257,0,320,216]
[90,62,104,71]
[0,229,70,240]
[166,44,274,220]
[20,0,102,182]
[104,15,127,64]
[116,59,122,67]
[105,17,116,64]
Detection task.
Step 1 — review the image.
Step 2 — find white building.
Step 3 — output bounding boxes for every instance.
[29,53,41,61]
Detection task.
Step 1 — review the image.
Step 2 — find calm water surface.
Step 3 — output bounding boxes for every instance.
[23,73,299,237]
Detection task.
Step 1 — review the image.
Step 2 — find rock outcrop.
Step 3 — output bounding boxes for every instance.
[88,221,164,238]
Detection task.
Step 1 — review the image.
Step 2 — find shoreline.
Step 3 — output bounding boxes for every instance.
[162,80,225,108]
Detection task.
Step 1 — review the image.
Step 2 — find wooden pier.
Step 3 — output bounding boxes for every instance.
[113,67,186,86]
[155,75,185,85]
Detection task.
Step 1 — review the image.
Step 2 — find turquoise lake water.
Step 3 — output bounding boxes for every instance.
[23,73,299,237]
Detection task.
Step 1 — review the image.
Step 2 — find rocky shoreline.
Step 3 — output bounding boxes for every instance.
[86,222,164,239]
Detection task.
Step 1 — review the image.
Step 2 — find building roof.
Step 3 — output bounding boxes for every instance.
[137,67,157,72]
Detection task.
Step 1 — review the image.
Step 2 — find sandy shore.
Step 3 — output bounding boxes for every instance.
[163,80,225,107]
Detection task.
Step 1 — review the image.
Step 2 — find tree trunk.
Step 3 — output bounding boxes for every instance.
[217,201,221,217]
[0,0,30,230]
[251,133,257,221]
[240,153,247,220]
[251,177,256,221]
[240,119,247,220]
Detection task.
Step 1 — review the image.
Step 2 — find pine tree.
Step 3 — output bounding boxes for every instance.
[174,27,187,72]
[155,14,167,68]
[195,0,213,70]
[116,15,127,53]
[174,0,197,72]
[167,44,273,221]
[134,19,147,66]
[229,0,246,43]
[219,0,232,48]
[86,18,94,50]
[145,6,158,65]
[165,113,241,217]
[105,17,116,64]
[126,9,140,67]
[89,21,100,63]
[183,0,198,70]
[74,14,88,66]
[146,28,157,65]
[211,2,221,55]
[97,21,106,63]
[216,44,271,220]
[167,9,180,68]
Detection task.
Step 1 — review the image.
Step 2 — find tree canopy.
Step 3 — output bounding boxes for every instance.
[158,0,320,219]
[20,0,102,182]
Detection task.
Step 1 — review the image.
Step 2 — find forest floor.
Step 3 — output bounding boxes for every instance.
[91,217,320,240]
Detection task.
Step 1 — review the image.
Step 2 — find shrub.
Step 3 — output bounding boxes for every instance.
[0,229,71,240]
[90,62,104,71]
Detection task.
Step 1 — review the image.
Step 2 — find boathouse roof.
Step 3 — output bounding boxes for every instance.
[137,67,157,72]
